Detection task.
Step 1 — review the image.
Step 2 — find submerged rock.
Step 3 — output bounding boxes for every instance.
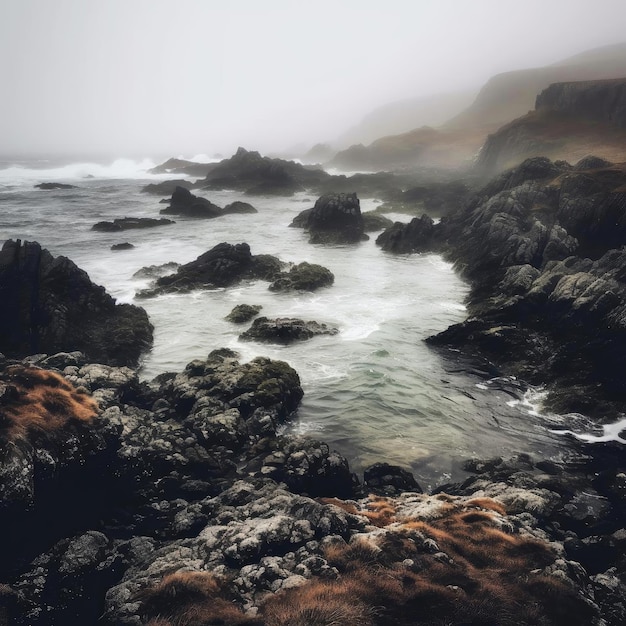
[92,217,175,231]
[110,242,134,251]
[34,182,77,190]
[239,317,339,344]
[0,239,153,367]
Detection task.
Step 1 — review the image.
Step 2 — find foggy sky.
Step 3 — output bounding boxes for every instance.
[2,0,626,159]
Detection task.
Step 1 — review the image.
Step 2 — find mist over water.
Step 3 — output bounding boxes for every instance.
[0,157,576,489]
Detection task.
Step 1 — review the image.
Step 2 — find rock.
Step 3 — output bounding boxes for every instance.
[141,179,194,195]
[199,147,330,196]
[376,214,436,253]
[0,240,153,367]
[268,262,334,292]
[92,217,175,231]
[132,262,180,280]
[148,158,212,177]
[225,304,263,324]
[361,211,393,232]
[159,186,222,218]
[239,318,339,344]
[574,155,613,170]
[223,201,258,215]
[34,182,77,190]
[290,192,367,244]
[363,462,422,495]
[110,243,134,251]
[136,242,283,297]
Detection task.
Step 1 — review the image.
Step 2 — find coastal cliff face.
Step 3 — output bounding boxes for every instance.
[476,79,626,175]
[535,79,626,128]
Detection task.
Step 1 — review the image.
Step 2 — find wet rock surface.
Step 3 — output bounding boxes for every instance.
[225,304,263,324]
[159,186,223,218]
[0,240,153,367]
[291,192,367,244]
[239,317,339,344]
[92,217,175,231]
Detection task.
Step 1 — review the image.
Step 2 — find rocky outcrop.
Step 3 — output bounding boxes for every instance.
[0,240,153,367]
[239,318,339,344]
[268,262,334,292]
[536,78,626,129]
[141,179,194,195]
[225,304,263,324]
[417,157,626,416]
[136,243,282,297]
[159,186,223,218]
[200,147,330,196]
[376,214,437,253]
[148,158,213,177]
[291,193,366,244]
[34,182,78,190]
[92,217,175,231]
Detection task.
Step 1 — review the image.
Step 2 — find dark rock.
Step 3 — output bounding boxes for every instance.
[136,242,284,297]
[225,304,263,324]
[223,201,258,215]
[34,182,77,190]
[0,240,153,366]
[291,192,366,244]
[239,317,339,344]
[363,462,422,495]
[575,155,614,170]
[376,214,436,253]
[92,217,174,231]
[362,211,394,232]
[148,158,213,177]
[199,147,330,196]
[110,243,134,251]
[132,262,180,280]
[268,262,334,292]
[159,186,222,218]
[140,179,194,195]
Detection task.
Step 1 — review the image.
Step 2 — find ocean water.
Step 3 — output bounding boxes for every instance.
[0,157,582,489]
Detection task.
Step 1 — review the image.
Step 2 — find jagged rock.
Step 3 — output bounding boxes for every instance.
[92,217,175,231]
[239,318,339,344]
[225,304,263,324]
[291,192,367,244]
[268,262,334,292]
[148,158,212,177]
[159,186,222,218]
[141,179,194,195]
[0,240,153,367]
[199,147,330,196]
[376,214,436,253]
[136,243,284,297]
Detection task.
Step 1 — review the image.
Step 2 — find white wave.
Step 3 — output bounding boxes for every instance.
[0,157,163,184]
[180,153,221,164]
[550,418,626,444]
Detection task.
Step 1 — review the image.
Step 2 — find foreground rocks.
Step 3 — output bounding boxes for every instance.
[0,240,153,367]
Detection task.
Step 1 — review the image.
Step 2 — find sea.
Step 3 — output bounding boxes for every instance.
[0,155,600,490]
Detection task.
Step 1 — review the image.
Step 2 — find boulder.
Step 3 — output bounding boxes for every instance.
[225,304,263,324]
[239,317,339,344]
[34,182,77,190]
[376,214,436,253]
[268,262,334,292]
[223,201,258,215]
[0,240,153,367]
[160,186,222,218]
[110,243,134,251]
[291,192,366,244]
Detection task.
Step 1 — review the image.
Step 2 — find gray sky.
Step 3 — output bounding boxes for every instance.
[1,0,625,159]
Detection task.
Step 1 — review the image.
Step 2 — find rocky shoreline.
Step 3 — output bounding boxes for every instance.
[2,155,626,624]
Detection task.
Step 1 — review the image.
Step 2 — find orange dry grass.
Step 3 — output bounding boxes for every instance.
[319,495,396,528]
[138,571,262,626]
[262,506,596,626]
[0,366,98,441]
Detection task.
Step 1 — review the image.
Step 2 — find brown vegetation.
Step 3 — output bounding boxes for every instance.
[319,495,396,527]
[137,497,595,626]
[0,365,98,441]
